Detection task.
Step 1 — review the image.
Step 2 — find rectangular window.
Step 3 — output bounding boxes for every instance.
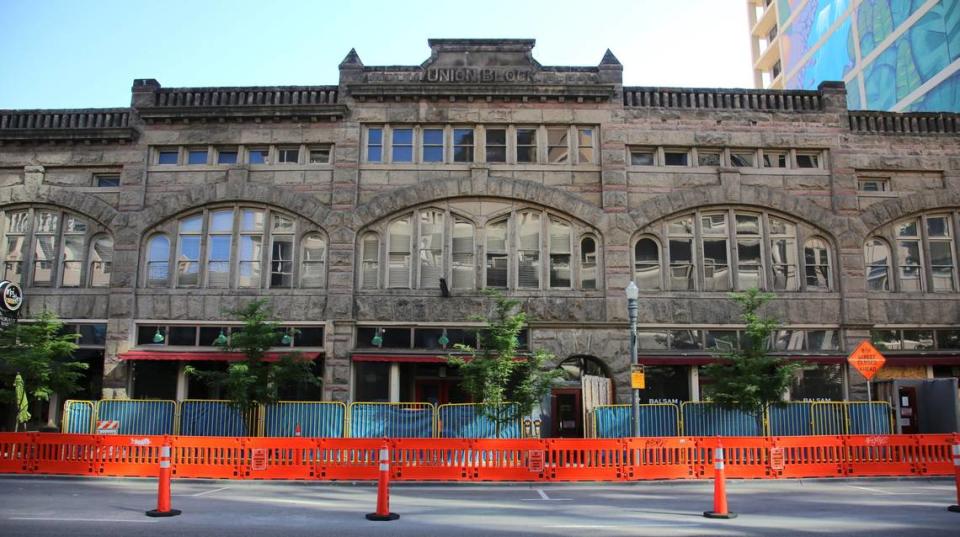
[485,219,508,287]
[902,329,935,350]
[669,239,695,290]
[896,220,923,292]
[95,174,120,187]
[762,151,788,168]
[300,235,325,288]
[32,210,59,286]
[663,149,689,166]
[736,214,763,290]
[453,128,474,163]
[361,234,379,289]
[729,150,755,168]
[795,151,821,168]
[630,148,656,166]
[858,179,889,192]
[177,234,201,288]
[309,145,332,164]
[270,214,294,288]
[697,150,721,167]
[391,128,413,162]
[577,128,594,164]
[549,219,571,288]
[367,128,383,162]
[217,147,238,164]
[3,211,27,285]
[418,211,444,288]
[277,147,300,164]
[516,128,537,163]
[247,148,269,164]
[187,148,208,165]
[547,127,569,164]
[928,216,955,292]
[388,218,411,288]
[517,212,541,288]
[293,326,324,347]
[157,149,179,165]
[422,128,444,162]
[452,218,475,289]
[701,213,730,291]
[169,326,198,346]
[486,128,507,163]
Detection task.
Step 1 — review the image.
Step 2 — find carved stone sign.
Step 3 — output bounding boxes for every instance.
[422,67,535,84]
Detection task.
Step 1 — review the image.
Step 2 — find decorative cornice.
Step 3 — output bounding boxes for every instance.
[0,108,135,144]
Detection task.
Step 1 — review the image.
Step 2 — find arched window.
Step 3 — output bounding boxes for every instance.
[738,213,765,290]
[549,218,571,288]
[269,213,293,288]
[926,215,955,292]
[889,214,957,293]
[517,211,541,288]
[668,216,695,290]
[768,217,797,291]
[360,232,380,289]
[451,218,474,289]
[0,207,109,288]
[864,238,891,291]
[206,209,233,288]
[701,212,730,291]
[177,214,202,287]
[485,218,508,288]
[387,216,412,288]
[301,234,326,288]
[896,218,923,291]
[237,208,264,288]
[418,209,444,288]
[580,235,597,290]
[146,234,170,287]
[804,237,831,290]
[634,238,660,290]
[88,235,113,287]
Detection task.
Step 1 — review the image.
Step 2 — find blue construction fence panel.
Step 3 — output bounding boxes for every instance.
[849,403,892,434]
[594,405,680,438]
[263,403,345,437]
[179,401,252,436]
[349,404,434,438]
[682,404,762,436]
[768,404,813,436]
[96,400,175,435]
[811,404,847,435]
[438,404,521,438]
[62,401,94,434]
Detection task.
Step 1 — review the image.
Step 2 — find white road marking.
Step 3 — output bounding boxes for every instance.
[845,485,924,495]
[522,488,572,501]
[537,488,549,500]
[8,517,157,523]
[191,486,230,497]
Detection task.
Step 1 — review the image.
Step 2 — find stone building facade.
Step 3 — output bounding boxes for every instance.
[1,39,959,435]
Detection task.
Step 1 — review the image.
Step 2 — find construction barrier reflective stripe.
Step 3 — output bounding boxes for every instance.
[1,433,957,481]
[593,404,681,438]
[348,403,435,438]
[96,400,176,435]
[179,400,258,437]
[438,403,521,438]
[263,402,346,437]
[682,403,763,437]
[61,400,95,434]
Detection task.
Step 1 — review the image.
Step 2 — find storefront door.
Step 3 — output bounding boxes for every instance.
[416,379,452,405]
[551,388,583,438]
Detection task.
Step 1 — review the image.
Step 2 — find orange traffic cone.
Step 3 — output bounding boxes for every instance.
[703,442,736,519]
[365,444,399,521]
[295,423,302,437]
[146,444,181,517]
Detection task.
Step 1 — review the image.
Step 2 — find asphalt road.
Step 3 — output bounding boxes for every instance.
[0,476,956,536]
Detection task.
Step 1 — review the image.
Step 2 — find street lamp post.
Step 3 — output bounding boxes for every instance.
[626,281,640,437]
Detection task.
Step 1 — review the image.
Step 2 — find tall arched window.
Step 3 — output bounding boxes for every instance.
[269,213,293,288]
[804,237,831,290]
[88,235,113,287]
[549,218,571,288]
[451,218,474,289]
[517,211,541,288]
[388,216,412,288]
[634,237,660,290]
[360,232,380,289]
[768,217,797,291]
[301,234,326,288]
[0,207,109,288]
[418,210,444,288]
[237,208,264,288]
[864,238,891,291]
[146,234,170,287]
[580,235,597,290]
[206,209,233,288]
[486,218,508,288]
[701,212,730,291]
[177,214,202,287]
[668,216,695,290]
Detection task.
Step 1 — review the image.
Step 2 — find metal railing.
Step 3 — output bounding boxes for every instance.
[437,403,521,438]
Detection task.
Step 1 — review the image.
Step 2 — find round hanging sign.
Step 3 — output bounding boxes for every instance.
[0,280,24,312]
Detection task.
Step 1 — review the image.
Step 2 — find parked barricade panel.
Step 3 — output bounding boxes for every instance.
[97,435,165,477]
[61,400,95,434]
[438,403,521,439]
[172,436,246,479]
[179,400,258,437]
[95,400,176,435]
[546,438,625,481]
[315,438,386,480]
[622,437,697,480]
[0,432,37,474]
[593,404,680,438]
[468,438,548,481]
[771,435,845,478]
[30,433,100,476]
[682,403,762,436]
[392,438,475,480]
[263,402,345,438]
[349,403,435,438]
[242,437,319,479]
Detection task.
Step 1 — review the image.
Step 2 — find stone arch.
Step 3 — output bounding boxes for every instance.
[136,182,332,234]
[861,188,960,234]
[628,185,865,248]
[353,175,608,230]
[0,184,121,230]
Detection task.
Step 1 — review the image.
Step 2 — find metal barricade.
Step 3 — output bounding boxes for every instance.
[179,400,259,436]
[766,402,813,436]
[262,401,346,437]
[61,400,95,434]
[847,402,894,434]
[592,404,680,438]
[95,399,176,435]
[811,401,849,435]
[437,403,521,438]
[348,402,435,438]
[681,402,763,436]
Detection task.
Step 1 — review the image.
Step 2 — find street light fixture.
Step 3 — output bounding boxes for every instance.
[625,281,640,437]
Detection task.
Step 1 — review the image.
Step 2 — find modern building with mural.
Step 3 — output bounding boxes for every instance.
[0,38,959,436]
[748,0,960,112]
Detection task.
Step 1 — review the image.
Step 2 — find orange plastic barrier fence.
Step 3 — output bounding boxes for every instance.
[1,433,956,482]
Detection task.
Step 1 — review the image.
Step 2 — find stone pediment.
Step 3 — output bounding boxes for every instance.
[341,38,621,101]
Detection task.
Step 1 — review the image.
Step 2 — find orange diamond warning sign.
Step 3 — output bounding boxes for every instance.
[848,340,886,380]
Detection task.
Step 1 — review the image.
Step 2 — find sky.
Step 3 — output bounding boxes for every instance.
[0,0,755,109]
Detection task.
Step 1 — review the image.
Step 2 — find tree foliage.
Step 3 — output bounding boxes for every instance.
[447,292,563,437]
[0,310,85,408]
[185,299,320,411]
[700,289,801,426]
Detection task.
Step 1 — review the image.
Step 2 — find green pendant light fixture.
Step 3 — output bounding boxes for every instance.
[371,328,383,347]
[152,328,165,344]
[281,330,293,346]
[438,329,450,348]
[213,329,228,346]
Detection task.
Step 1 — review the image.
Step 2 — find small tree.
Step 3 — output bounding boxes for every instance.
[700,289,801,432]
[186,300,320,413]
[0,311,85,427]
[447,292,563,438]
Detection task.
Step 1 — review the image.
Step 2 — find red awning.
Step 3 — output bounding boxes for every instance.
[352,354,453,363]
[118,350,321,362]
[883,354,960,366]
[636,355,846,366]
